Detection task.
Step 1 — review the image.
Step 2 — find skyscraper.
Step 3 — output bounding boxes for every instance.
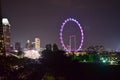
[15,42,21,51]
[25,40,31,49]
[0,18,11,55]
[35,37,40,51]
[0,0,1,20]
[2,18,11,54]
[69,35,76,51]
[0,1,3,55]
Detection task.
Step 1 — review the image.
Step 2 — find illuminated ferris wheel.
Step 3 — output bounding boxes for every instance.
[60,18,84,52]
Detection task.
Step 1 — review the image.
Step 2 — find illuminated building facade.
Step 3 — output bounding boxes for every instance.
[0,3,3,55]
[25,38,41,50]
[0,23,4,55]
[0,18,11,55]
[35,37,40,51]
[25,40,31,49]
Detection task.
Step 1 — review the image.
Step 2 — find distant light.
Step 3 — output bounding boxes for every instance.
[102,60,106,63]
[83,60,86,62]
[2,18,10,26]
[101,57,108,63]
[110,60,114,65]
[14,50,18,53]
[27,40,30,43]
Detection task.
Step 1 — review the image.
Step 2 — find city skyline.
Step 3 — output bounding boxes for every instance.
[1,0,120,50]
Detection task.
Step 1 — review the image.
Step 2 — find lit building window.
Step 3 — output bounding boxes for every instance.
[2,35,4,38]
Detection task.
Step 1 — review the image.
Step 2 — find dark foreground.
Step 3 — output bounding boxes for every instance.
[0,62,120,80]
[0,54,120,80]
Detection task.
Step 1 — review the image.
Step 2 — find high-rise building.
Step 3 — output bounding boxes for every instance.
[69,35,76,51]
[3,18,11,54]
[0,0,3,55]
[15,42,21,51]
[10,44,14,51]
[35,37,40,51]
[0,18,11,55]
[25,40,31,49]
[0,0,1,25]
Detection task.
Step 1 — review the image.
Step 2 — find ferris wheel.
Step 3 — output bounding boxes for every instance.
[60,18,84,52]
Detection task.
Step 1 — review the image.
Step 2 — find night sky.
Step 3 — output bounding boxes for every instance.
[1,0,120,50]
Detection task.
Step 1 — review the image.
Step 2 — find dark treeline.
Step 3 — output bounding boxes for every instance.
[0,44,120,80]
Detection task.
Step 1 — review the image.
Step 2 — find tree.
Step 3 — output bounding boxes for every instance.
[53,43,59,52]
[46,44,52,51]
[41,44,72,79]
[86,45,105,54]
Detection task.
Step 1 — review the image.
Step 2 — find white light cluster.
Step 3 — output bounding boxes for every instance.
[24,50,41,59]
[2,18,10,26]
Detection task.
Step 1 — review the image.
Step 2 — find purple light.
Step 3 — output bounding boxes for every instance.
[60,18,84,52]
